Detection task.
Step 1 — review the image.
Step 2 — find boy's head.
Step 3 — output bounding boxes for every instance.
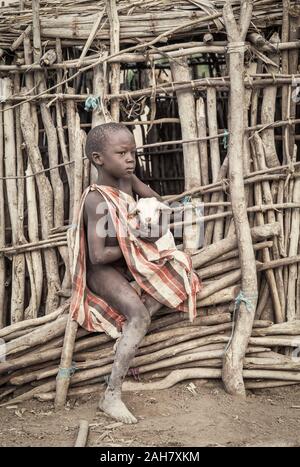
[85,123,136,178]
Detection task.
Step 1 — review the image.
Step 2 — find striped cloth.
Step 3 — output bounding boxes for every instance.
[70,184,201,339]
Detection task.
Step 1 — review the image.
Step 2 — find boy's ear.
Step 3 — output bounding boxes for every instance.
[92,151,103,166]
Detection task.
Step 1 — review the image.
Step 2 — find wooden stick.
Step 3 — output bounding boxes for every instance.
[66,87,76,219]
[14,72,27,322]
[287,162,300,321]
[75,420,89,447]
[196,98,209,191]
[3,315,68,358]
[40,98,71,295]
[261,32,281,168]
[221,0,257,397]
[3,77,24,323]
[251,134,282,323]
[0,96,5,328]
[20,100,61,313]
[0,301,69,339]
[77,10,105,67]
[106,0,120,121]
[55,314,78,409]
[170,56,202,254]
[192,222,280,268]
[208,240,273,265]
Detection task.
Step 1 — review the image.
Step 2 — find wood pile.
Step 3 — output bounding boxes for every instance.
[0,220,300,405]
[0,304,299,405]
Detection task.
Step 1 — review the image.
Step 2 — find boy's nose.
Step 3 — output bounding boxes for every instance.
[126,152,135,161]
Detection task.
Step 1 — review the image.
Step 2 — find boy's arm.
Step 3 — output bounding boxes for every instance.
[84,192,123,265]
[132,174,163,201]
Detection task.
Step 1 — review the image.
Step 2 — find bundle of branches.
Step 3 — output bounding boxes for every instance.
[0,0,298,49]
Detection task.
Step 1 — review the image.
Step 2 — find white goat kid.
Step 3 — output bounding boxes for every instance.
[129,197,175,250]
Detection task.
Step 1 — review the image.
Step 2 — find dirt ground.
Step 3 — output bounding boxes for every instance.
[1,381,300,447]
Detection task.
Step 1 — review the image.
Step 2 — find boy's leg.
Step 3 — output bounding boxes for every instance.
[87,265,152,424]
[141,293,164,317]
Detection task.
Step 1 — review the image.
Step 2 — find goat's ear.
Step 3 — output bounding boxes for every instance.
[159,202,172,212]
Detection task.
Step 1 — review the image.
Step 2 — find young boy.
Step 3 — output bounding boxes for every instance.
[84,123,167,424]
[71,122,200,424]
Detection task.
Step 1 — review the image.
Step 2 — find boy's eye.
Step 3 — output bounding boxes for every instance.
[117,151,136,157]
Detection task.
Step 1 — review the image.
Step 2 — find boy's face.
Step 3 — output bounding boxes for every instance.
[93,130,136,178]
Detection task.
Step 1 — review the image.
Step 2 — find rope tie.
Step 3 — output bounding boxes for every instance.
[244,72,253,88]
[57,363,77,379]
[84,95,100,111]
[226,42,248,54]
[182,195,192,205]
[221,177,229,194]
[288,159,295,174]
[271,72,276,84]
[222,128,229,149]
[224,291,258,353]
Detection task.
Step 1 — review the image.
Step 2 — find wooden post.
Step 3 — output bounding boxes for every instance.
[3,77,25,323]
[74,420,89,447]
[170,56,202,253]
[106,0,120,122]
[221,0,258,397]
[261,32,281,168]
[251,134,283,323]
[0,94,5,328]
[55,114,82,408]
[23,33,43,319]
[13,73,26,322]
[20,100,61,314]
[66,88,76,218]
[40,102,71,294]
[287,147,300,321]
[54,314,78,409]
[207,87,224,243]
[90,49,111,184]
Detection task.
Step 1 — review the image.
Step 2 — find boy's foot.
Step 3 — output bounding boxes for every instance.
[99,389,137,424]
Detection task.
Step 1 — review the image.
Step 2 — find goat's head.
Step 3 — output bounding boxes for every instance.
[128,197,171,228]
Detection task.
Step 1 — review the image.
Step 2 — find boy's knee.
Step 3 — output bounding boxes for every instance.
[127,305,151,330]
